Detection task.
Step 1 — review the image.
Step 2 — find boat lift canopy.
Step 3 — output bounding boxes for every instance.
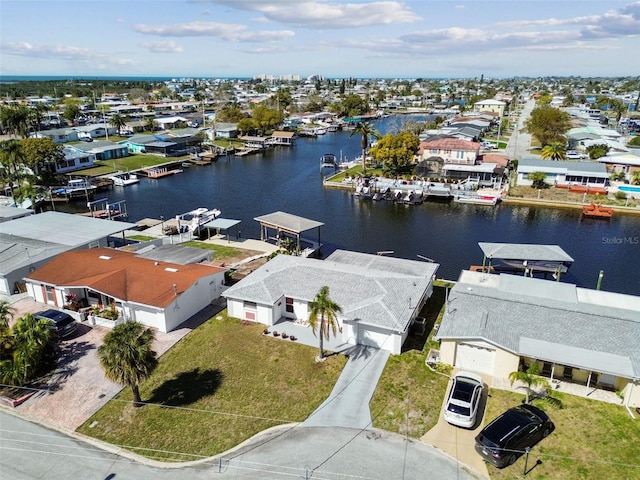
[478,242,574,279]
[254,211,324,256]
[203,218,241,242]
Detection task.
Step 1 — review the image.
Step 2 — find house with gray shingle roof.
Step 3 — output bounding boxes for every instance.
[222,251,439,354]
[435,270,640,408]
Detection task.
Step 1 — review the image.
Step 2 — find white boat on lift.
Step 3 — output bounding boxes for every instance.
[178,207,222,233]
[110,172,139,186]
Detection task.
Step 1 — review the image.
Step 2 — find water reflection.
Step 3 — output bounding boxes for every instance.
[51,115,640,296]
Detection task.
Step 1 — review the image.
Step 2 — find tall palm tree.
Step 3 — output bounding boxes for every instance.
[509,363,548,404]
[540,141,566,161]
[0,300,15,330]
[308,286,342,361]
[350,122,380,172]
[98,322,158,406]
[109,113,127,135]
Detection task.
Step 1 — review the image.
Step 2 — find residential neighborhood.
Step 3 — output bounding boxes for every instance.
[2,46,640,480]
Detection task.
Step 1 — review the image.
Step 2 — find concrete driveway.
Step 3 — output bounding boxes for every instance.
[421,372,492,479]
[303,345,389,429]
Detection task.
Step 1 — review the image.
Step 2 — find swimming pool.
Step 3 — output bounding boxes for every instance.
[618,184,640,198]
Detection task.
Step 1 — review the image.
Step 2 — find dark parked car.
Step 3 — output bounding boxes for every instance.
[475,404,554,468]
[34,309,78,338]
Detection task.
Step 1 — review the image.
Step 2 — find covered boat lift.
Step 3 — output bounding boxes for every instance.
[202,218,242,242]
[254,211,324,257]
[478,242,574,280]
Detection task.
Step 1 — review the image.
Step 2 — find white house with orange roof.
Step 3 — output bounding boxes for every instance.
[24,248,227,332]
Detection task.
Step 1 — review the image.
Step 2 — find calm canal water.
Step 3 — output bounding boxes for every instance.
[59,117,640,296]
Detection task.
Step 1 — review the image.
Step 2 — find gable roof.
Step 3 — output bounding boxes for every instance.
[436,271,640,379]
[25,248,225,308]
[223,252,438,332]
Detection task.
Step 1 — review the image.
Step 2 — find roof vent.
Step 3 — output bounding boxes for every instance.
[99,255,112,260]
[165,267,178,272]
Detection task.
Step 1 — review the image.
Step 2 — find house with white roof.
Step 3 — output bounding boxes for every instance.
[516,158,609,188]
[435,270,640,408]
[222,251,439,354]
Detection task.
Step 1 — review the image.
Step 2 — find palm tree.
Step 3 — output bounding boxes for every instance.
[109,113,127,135]
[98,322,158,406]
[4,313,56,385]
[0,300,15,330]
[540,141,566,161]
[308,286,342,361]
[350,122,380,172]
[144,116,157,132]
[509,363,549,404]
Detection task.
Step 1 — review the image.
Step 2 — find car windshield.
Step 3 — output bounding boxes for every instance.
[447,403,471,416]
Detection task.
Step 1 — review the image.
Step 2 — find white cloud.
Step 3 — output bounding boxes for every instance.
[496,1,640,39]
[1,41,95,59]
[140,41,184,53]
[0,41,135,69]
[134,21,294,42]
[198,0,419,28]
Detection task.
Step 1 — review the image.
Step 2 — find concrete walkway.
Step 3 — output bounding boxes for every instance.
[304,345,390,429]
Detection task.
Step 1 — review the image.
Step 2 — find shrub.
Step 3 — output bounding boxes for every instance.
[615,191,627,201]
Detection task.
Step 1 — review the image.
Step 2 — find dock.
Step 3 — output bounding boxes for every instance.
[141,166,183,178]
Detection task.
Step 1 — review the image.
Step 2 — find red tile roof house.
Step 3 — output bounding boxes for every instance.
[24,248,226,333]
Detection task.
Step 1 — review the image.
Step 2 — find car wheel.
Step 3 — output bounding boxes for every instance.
[507,454,517,466]
[542,427,551,438]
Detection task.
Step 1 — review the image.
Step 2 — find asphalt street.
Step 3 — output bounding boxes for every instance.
[0,410,483,480]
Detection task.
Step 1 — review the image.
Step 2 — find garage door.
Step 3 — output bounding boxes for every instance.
[455,343,495,375]
[358,327,390,350]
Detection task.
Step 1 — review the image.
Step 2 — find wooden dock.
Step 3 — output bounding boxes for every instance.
[141,166,183,178]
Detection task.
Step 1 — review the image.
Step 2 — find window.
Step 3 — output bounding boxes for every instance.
[45,286,55,303]
[285,297,294,313]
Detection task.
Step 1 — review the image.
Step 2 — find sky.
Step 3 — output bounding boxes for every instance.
[1,0,639,79]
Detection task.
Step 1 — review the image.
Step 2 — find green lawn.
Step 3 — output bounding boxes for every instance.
[370,350,448,436]
[78,313,346,462]
[484,390,640,480]
[182,240,241,260]
[77,154,188,176]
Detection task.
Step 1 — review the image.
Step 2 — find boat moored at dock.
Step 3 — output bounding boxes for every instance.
[53,178,97,199]
[110,172,139,186]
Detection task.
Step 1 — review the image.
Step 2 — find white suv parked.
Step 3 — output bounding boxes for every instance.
[566,150,587,159]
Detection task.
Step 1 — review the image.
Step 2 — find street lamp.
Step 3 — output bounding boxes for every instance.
[160,215,165,235]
